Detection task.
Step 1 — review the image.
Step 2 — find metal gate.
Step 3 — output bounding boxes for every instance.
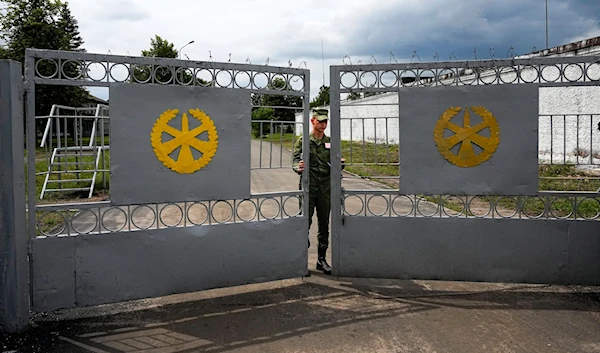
[24,49,312,312]
[329,56,600,285]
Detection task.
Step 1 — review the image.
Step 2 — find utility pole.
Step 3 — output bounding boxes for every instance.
[321,39,325,86]
[178,40,195,59]
[546,0,549,49]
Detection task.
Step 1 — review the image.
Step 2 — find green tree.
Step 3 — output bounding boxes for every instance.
[251,107,274,138]
[134,35,205,85]
[1,0,89,136]
[310,85,329,108]
[252,77,302,132]
[141,35,177,58]
[347,92,362,100]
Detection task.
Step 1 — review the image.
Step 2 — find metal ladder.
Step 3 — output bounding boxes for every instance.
[38,104,110,199]
[39,145,107,199]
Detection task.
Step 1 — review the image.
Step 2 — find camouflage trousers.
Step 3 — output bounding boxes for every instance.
[305,191,331,250]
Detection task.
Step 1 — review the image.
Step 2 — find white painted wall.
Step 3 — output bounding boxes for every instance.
[297,45,600,165]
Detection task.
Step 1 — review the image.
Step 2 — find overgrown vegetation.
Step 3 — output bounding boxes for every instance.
[262,136,600,218]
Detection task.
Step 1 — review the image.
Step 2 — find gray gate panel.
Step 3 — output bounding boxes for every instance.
[399,84,539,195]
[0,60,29,333]
[336,217,600,285]
[75,218,305,307]
[110,83,251,205]
[566,221,600,284]
[31,236,76,312]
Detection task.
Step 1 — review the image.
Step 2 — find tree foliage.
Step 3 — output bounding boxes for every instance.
[1,0,89,135]
[135,35,206,85]
[347,92,362,100]
[310,85,330,108]
[250,77,302,136]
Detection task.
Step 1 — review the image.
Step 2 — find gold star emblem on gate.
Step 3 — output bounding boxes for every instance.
[150,108,219,174]
[433,106,500,168]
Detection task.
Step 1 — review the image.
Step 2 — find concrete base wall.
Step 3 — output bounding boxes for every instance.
[334,217,600,286]
[31,218,307,312]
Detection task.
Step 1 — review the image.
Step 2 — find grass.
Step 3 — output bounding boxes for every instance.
[261,136,600,218]
[30,136,600,235]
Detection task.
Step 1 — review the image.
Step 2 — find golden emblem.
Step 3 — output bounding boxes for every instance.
[150,108,219,174]
[433,106,500,168]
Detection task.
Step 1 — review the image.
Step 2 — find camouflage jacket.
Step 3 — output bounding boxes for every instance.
[292,133,331,195]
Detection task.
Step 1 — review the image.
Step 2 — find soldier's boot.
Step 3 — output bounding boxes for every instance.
[316,247,332,275]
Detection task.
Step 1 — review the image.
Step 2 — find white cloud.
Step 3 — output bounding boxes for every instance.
[62,0,600,101]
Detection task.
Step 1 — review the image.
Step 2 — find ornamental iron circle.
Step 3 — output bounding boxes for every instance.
[216,70,233,87]
[196,69,214,86]
[343,195,365,216]
[174,67,195,86]
[236,199,258,222]
[37,211,67,236]
[252,72,269,89]
[132,64,152,83]
[564,63,584,82]
[101,207,128,232]
[85,62,108,82]
[282,195,302,217]
[211,200,234,224]
[154,65,174,84]
[259,197,281,220]
[438,68,457,86]
[416,196,439,217]
[359,71,378,88]
[418,69,436,86]
[159,203,184,227]
[517,65,539,83]
[366,195,389,217]
[109,63,131,83]
[61,60,83,80]
[391,195,414,217]
[442,196,466,217]
[521,197,546,219]
[498,66,519,84]
[234,70,251,89]
[584,62,600,81]
[70,209,98,234]
[380,70,398,88]
[549,197,574,219]
[540,64,561,83]
[289,75,304,91]
[187,202,209,225]
[130,205,157,229]
[340,72,358,89]
[577,197,600,220]
[480,67,499,85]
[467,196,492,218]
[494,197,518,218]
[270,74,287,90]
[35,58,59,79]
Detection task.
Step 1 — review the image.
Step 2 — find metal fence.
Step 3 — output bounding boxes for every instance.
[329,56,600,222]
[25,49,311,238]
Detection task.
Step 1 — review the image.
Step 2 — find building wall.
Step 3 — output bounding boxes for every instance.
[297,42,600,165]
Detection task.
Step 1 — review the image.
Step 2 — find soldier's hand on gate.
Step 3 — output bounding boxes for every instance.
[297,160,305,172]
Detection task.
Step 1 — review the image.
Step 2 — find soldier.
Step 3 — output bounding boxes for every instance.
[292,108,343,275]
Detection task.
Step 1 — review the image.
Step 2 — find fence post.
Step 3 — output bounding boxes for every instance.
[0,59,30,333]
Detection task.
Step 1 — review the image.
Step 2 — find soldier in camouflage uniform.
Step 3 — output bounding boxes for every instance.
[292,108,342,275]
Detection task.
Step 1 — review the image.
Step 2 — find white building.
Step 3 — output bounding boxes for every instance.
[297,36,600,165]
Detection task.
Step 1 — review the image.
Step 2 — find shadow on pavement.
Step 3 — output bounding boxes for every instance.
[2,277,600,353]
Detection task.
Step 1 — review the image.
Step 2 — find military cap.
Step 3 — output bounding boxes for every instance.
[312,109,329,121]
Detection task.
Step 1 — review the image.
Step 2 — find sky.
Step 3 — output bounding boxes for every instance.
[63,0,600,101]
